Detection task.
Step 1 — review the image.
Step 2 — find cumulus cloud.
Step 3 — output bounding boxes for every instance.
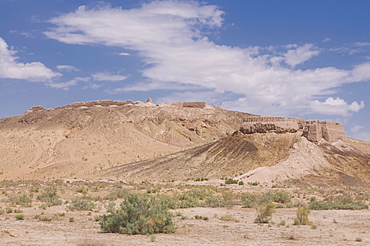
[44,1,370,116]
[56,65,79,72]
[92,72,128,81]
[310,97,365,116]
[0,37,61,81]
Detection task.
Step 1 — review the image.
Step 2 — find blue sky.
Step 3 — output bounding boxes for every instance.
[1,0,370,140]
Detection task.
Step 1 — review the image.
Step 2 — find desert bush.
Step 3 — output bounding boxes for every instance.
[203,196,225,208]
[293,205,312,225]
[270,191,292,204]
[254,203,275,223]
[241,193,261,208]
[68,197,96,211]
[175,189,213,208]
[15,214,25,220]
[225,179,238,185]
[37,188,63,207]
[9,193,32,207]
[220,214,239,222]
[309,195,368,210]
[104,188,128,201]
[99,193,176,235]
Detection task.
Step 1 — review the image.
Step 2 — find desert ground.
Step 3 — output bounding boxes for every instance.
[0,179,369,246]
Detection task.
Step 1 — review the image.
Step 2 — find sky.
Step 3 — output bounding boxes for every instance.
[1,0,370,141]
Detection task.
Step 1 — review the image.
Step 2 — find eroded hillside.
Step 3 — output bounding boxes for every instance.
[0,100,253,180]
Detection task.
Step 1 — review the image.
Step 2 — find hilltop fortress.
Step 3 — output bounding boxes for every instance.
[25,99,346,144]
[240,116,345,143]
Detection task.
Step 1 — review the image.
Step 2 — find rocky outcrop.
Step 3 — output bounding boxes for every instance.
[240,116,301,134]
[303,121,346,143]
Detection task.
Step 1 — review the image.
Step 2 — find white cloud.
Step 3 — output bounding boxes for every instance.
[283,43,320,67]
[0,37,61,81]
[92,72,128,81]
[56,65,79,72]
[47,77,90,90]
[310,97,365,116]
[44,1,370,116]
[322,37,331,42]
[354,42,370,47]
[119,52,130,56]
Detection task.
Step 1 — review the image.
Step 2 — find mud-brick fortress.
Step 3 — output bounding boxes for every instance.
[240,116,345,143]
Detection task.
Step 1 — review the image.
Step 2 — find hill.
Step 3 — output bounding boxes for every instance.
[1,99,369,187]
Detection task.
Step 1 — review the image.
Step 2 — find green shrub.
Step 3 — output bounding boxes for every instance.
[309,195,368,210]
[15,214,25,220]
[37,188,63,207]
[8,193,32,207]
[241,193,261,208]
[294,205,312,225]
[99,193,176,235]
[104,188,128,201]
[68,197,96,211]
[254,203,275,223]
[225,179,238,185]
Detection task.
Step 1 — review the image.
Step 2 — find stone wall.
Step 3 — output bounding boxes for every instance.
[183,102,207,108]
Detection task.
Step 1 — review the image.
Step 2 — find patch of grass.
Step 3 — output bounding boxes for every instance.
[241,191,292,208]
[281,232,295,240]
[37,188,63,207]
[7,193,32,207]
[309,195,368,210]
[68,197,96,211]
[38,216,52,222]
[220,214,239,222]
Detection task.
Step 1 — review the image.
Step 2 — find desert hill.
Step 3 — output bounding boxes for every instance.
[0,100,253,180]
[0,99,369,187]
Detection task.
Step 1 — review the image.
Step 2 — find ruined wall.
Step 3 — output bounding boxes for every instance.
[183,102,207,108]
[303,121,346,143]
[240,117,301,134]
[240,116,346,143]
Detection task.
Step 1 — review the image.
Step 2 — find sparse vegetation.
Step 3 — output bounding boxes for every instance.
[309,195,368,210]
[68,197,96,211]
[254,203,275,223]
[99,193,176,235]
[294,205,312,225]
[15,214,25,220]
[37,188,63,207]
